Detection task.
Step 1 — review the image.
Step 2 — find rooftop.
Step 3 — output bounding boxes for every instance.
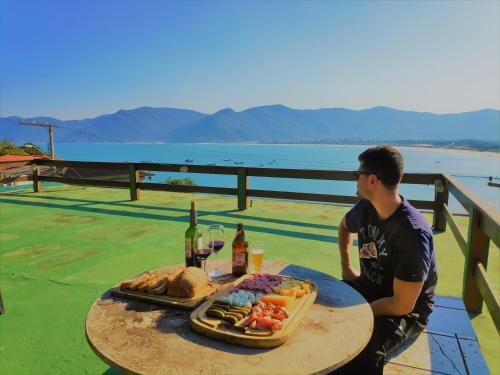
[0,154,49,162]
[0,185,498,374]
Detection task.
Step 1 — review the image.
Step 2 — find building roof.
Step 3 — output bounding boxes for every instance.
[0,154,49,162]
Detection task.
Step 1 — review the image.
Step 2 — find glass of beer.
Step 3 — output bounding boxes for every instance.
[251,242,264,274]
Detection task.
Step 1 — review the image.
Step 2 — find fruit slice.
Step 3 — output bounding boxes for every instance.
[302,283,311,294]
[261,294,296,307]
[279,288,297,298]
[295,288,306,298]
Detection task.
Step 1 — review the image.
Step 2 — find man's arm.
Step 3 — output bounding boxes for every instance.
[370,278,424,317]
[338,216,360,281]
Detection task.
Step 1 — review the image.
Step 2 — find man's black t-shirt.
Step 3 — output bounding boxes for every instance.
[345,196,438,323]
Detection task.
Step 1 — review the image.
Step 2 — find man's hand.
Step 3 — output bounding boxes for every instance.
[342,266,360,281]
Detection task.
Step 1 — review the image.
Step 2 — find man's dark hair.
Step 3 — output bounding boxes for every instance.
[358,145,404,189]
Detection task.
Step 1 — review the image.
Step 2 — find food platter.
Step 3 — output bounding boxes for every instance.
[190,273,318,348]
[111,267,220,310]
[110,284,219,310]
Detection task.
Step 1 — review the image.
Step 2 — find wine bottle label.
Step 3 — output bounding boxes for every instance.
[232,252,246,266]
[185,238,192,258]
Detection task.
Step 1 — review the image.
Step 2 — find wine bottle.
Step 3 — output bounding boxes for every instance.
[232,223,248,276]
[185,201,201,267]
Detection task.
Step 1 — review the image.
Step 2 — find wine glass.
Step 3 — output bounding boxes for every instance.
[207,224,224,279]
[195,231,212,273]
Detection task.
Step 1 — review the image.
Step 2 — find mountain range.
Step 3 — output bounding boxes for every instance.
[1,105,498,144]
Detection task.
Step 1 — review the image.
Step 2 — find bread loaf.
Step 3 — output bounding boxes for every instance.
[121,271,152,290]
[165,266,185,289]
[167,267,208,298]
[120,266,209,298]
[150,281,168,295]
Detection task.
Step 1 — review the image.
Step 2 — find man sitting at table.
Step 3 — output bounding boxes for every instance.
[334,145,438,375]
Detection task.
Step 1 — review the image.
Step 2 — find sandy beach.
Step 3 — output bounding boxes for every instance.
[198,143,500,158]
[398,145,499,158]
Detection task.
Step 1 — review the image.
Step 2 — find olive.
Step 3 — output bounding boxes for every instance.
[223,315,239,324]
[206,309,225,319]
[211,303,232,311]
[232,307,251,314]
[225,312,244,321]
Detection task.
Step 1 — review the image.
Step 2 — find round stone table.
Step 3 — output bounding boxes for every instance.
[86,260,373,374]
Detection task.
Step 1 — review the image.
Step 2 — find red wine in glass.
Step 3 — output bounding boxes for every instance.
[196,248,212,260]
[208,224,224,278]
[208,240,225,253]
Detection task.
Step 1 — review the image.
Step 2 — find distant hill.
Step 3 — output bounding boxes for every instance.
[0,107,206,143]
[1,105,498,144]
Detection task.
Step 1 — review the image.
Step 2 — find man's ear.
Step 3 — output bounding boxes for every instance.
[369,174,378,186]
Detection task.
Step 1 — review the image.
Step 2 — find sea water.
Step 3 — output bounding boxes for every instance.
[56,143,499,213]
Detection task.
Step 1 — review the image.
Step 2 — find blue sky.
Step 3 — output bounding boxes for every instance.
[1,0,499,119]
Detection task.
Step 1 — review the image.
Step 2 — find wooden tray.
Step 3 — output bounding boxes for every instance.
[190,274,317,348]
[110,282,219,310]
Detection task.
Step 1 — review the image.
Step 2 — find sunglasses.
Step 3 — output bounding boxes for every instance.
[353,170,378,180]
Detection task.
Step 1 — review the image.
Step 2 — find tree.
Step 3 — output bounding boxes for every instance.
[0,139,47,156]
[164,177,197,186]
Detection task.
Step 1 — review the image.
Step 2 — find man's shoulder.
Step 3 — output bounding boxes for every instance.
[398,198,433,236]
[392,199,435,259]
[345,199,376,232]
[352,198,373,211]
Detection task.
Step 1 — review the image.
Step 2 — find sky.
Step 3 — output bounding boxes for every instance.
[1,0,499,120]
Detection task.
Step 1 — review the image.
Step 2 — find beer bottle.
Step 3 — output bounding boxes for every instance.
[232,223,248,276]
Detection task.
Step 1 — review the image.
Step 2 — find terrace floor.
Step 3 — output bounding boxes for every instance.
[0,185,498,374]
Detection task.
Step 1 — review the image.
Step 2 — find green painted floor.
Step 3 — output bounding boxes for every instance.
[0,185,498,374]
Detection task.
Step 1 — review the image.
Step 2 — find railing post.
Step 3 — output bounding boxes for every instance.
[432,177,449,232]
[129,164,140,201]
[32,162,41,193]
[237,168,249,210]
[463,208,490,313]
[0,289,4,314]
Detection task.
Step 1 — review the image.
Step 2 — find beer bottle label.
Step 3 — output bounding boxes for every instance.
[232,252,246,266]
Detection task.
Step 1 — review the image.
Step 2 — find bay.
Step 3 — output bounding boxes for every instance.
[56,143,499,213]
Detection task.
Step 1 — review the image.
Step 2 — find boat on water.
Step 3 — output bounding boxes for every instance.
[233,161,244,165]
[185,159,194,163]
[207,163,216,166]
[487,176,500,188]
[223,158,231,161]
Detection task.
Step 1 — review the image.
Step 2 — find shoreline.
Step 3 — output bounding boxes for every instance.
[397,145,499,158]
